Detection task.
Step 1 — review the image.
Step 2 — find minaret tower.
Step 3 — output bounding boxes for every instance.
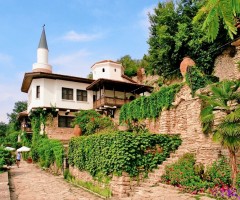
[32,25,52,73]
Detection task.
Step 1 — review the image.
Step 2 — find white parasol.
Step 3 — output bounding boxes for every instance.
[5,146,15,151]
[17,146,31,152]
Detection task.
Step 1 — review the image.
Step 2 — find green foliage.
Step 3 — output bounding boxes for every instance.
[20,132,32,147]
[32,137,64,168]
[64,169,112,198]
[68,131,181,177]
[199,80,240,186]
[3,131,20,148]
[147,0,230,78]
[119,84,182,123]
[204,157,231,186]
[162,154,239,193]
[0,147,14,170]
[186,66,219,96]
[72,110,115,135]
[0,122,7,145]
[162,153,210,192]
[117,55,148,77]
[7,101,27,131]
[193,0,240,41]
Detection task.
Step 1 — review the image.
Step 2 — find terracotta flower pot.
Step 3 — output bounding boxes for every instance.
[73,124,82,136]
[180,57,195,78]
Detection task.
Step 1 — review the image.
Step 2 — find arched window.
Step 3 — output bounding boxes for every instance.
[102,68,105,72]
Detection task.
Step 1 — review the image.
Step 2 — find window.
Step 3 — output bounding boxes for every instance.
[102,68,105,72]
[36,86,40,98]
[62,88,73,100]
[77,90,87,101]
[58,116,74,128]
[114,68,116,72]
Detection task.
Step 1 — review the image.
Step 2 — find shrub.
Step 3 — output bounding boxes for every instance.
[31,137,64,168]
[68,131,181,177]
[204,157,231,186]
[0,147,14,170]
[162,153,210,192]
[72,110,115,135]
[185,66,219,96]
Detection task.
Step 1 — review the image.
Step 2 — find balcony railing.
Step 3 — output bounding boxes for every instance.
[22,127,32,133]
[93,96,131,109]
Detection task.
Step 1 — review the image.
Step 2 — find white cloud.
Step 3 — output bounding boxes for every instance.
[61,31,102,42]
[139,5,156,35]
[50,50,94,77]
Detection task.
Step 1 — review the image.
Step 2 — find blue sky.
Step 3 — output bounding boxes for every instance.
[0,0,160,123]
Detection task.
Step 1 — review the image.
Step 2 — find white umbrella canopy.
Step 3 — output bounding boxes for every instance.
[17,146,31,152]
[5,146,15,151]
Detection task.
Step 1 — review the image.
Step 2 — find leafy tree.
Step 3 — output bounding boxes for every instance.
[72,110,115,135]
[200,80,240,187]
[117,55,148,77]
[7,101,27,131]
[147,0,230,78]
[0,122,8,145]
[194,0,240,41]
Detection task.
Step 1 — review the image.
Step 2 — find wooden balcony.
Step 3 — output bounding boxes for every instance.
[93,96,131,109]
[21,127,32,133]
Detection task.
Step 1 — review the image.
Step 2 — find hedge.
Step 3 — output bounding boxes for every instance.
[68,131,181,177]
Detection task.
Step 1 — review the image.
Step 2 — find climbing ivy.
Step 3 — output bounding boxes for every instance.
[185,66,219,96]
[68,131,181,177]
[119,84,183,123]
[29,108,61,165]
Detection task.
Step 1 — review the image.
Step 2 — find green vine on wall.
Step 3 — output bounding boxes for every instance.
[119,84,183,123]
[68,131,181,177]
[185,66,219,97]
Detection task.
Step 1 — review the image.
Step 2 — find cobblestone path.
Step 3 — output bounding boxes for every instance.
[9,161,215,200]
[9,161,102,200]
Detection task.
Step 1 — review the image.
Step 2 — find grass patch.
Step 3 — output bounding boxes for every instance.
[64,169,111,198]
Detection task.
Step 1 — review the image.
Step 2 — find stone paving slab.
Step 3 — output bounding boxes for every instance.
[8,161,216,200]
[0,171,11,200]
[9,161,102,200]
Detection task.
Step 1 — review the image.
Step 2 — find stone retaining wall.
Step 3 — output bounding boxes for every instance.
[69,166,143,198]
[143,85,226,166]
[69,84,237,197]
[214,46,240,81]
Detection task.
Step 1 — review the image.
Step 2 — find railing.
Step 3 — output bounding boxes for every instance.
[22,127,32,133]
[93,96,131,109]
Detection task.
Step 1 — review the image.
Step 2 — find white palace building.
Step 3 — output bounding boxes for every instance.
[19,27,152,142]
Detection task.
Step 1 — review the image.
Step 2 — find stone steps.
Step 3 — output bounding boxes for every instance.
[133,144,195,189]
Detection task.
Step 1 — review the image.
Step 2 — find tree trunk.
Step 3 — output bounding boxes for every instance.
[229,148,238,188]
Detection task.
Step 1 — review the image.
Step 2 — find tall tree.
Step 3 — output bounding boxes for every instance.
[7,101,27,131]
[200,80,240,187]
[194,0,240,41]
[147,0,230,78]
[117,55,148,77]
[0,122,8,145]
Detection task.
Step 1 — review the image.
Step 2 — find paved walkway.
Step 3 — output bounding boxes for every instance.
[8,161,215,200]
[9,161,102,200]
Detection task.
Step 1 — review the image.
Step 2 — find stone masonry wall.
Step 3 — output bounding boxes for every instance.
[69,84,237,197]
[214,46,240,81]
[144,85,225,166]
[45,117,75,142]
[69,166,141,198]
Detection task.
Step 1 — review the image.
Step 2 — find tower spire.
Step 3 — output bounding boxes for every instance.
[32,25,52,73]
[38,24,48,50]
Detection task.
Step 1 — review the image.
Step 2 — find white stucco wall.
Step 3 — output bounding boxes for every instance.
[27,78,93,112]
[92,62,126,81]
